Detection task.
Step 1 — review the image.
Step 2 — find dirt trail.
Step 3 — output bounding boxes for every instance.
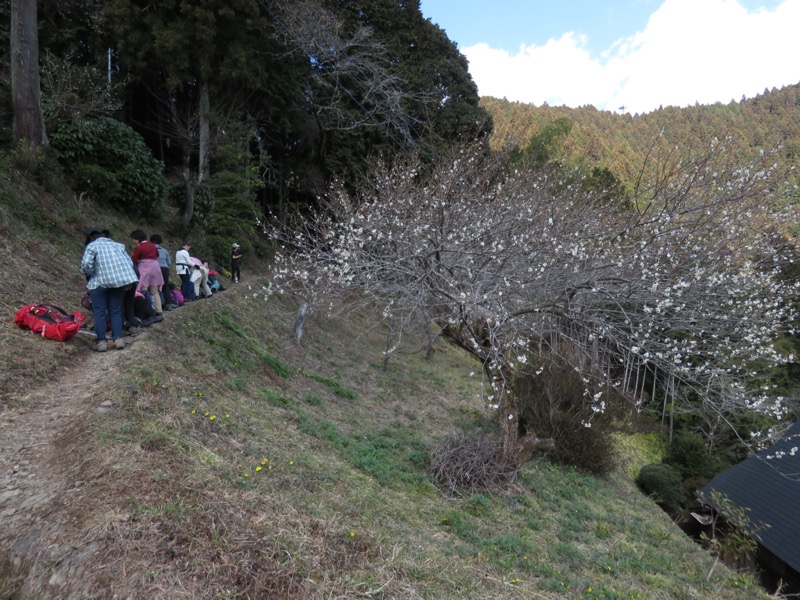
[0,335,141,599]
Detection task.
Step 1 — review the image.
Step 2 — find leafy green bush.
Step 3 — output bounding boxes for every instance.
[166,181,215,229]
[698,489,767,567]
[72,163,118,197]
[206,169,259,234]
[548,412,617,476]
[202,235,240,274]
[50,117,166,218]
[515,351,617,475]
[636,463,686,514]
[682,475,712,500]
[664,431,722,480]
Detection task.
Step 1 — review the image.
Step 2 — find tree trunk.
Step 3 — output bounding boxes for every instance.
[487,367,520,457]
[10,0,48,147]
[493,387,522,459]
[294,302,309,343]
[181,80,211,222]
[424,334,438,360]
[198,81,210,187]
[181,167,197,223]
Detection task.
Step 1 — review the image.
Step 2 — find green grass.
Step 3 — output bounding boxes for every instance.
[92,311,772,598]
[613,432,667,480]
[0,172,775,598]
[307,372,359,399]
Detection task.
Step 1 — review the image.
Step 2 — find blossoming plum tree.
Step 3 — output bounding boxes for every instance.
[269,139,798,455]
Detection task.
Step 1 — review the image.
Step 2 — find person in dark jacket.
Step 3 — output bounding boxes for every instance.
[231,243,242,283]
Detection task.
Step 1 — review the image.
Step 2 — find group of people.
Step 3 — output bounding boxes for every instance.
[175,240,230,300]
[80,227,242,352]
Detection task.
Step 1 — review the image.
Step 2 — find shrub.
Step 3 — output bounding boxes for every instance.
[205,169,259,235]
[204,234,245,275]
[50,117,166,218]
[664,430,722,480]
[682,475,712,501]
[8,138,47,176]
[698,489,767,567]
[166,181,215,229]
[72,162,118,197]
[548,412,617,476]
[514,349,618,476]
[636,463,686,514]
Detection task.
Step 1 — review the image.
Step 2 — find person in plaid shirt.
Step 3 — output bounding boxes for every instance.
[80,227,139,352]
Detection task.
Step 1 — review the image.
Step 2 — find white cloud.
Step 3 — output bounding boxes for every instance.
[462,0,800,114]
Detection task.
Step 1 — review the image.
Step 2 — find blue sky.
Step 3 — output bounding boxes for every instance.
[419,0,799,113]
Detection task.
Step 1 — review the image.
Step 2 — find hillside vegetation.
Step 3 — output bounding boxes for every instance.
[482,82,800,195]
[0,165,776,598]
[2,0,798,594]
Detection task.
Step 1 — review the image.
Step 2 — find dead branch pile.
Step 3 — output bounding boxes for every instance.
[429,429,520,494]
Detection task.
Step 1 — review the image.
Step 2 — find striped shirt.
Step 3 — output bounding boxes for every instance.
[81,237,139,290]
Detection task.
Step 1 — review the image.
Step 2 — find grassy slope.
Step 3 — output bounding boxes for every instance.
[0,171,773,599]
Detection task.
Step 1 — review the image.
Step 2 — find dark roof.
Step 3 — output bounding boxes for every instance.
[699,421,800,572]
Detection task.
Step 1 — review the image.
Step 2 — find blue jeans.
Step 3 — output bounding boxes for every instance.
[180,272,196,301]
[89,286,125,342]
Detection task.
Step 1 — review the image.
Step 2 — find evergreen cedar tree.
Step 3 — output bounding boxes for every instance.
[12,0,489,220]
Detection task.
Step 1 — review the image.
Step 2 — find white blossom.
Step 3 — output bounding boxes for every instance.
[265,140,798,448]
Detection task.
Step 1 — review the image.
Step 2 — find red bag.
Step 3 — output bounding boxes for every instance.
[14,304,87,342]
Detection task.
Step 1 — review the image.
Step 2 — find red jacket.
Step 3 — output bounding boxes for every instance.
[131,240,159,264]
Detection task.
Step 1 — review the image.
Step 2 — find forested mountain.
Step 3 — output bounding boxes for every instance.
[482,83,800,196]
[0,0,488,228]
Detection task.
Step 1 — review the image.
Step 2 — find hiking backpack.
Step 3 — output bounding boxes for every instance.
[14,304,87,342]
[171,289,185,306]
[142,289,156,311]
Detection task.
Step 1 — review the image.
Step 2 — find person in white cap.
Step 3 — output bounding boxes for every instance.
[231,243,242,283]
